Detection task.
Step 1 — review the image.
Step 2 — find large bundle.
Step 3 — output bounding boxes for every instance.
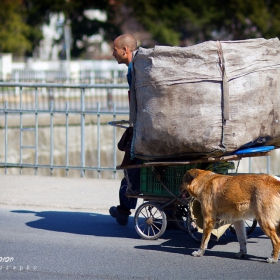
[129,38,280,160]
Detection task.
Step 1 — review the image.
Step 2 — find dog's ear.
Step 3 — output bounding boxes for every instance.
[180,169,196,193]
[188,168,201,179]
[182,169,196,184]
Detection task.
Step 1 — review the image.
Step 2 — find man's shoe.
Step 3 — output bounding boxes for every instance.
[109,206,118,218]
[109,206,129,226]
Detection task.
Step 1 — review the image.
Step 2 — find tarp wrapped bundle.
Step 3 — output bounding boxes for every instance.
[129,38,280,160]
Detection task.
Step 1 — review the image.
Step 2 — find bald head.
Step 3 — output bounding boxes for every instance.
[114,34,137,52]
[112,34,137,66]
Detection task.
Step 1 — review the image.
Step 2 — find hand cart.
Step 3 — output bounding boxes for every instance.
[109,120,276,241]
[118,147,276,241]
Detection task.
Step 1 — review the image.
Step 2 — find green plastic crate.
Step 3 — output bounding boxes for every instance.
[140,162,235,197]
[140,164,199,197]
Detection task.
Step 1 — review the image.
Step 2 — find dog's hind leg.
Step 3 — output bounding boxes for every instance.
[258,219,280,263]
[192,216,214,257]
[233,220,247,258]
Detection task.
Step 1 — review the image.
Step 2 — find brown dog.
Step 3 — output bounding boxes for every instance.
[180,169,280,263]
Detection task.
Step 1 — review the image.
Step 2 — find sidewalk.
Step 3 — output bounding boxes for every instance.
[0,174,122,212]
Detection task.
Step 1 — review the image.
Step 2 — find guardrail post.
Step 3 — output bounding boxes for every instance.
[35,87,38,175]
[80,88,85,177]
[267,156,271,174]
[113,103,117,179]
[4,100,8,174]
[97,102,101,179]
[65,102,69,177]
[50,100,54,176]
[107,88,113,111]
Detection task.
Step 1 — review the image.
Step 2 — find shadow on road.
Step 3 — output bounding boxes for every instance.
[10,209,203,240]
[11,209,140,238]
[11,209,267,261]
[134,226,267,262]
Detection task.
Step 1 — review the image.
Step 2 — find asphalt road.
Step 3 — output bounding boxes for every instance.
[1,205,280,280]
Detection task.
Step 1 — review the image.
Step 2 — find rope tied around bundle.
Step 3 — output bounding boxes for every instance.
[216,41,230,122]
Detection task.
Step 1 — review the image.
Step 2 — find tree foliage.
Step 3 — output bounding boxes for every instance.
[22,0,123,58]
[62,0,121,58]
[22,0,66,56]
[123,0,280,46]
[1,0,280,57]
[0,0,120,57]
[0,0,32,55]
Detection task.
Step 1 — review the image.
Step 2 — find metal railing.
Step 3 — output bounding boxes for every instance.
[0,82,129,111]
[0,82,278,178]
[0,82,129,178]
[10,69,128,85]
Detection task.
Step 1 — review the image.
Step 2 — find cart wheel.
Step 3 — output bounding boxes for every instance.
[172,204,189,232]
[187,216,203,242]
[134,202,167,240]
[186,198,203,242]
[229,219,257,236]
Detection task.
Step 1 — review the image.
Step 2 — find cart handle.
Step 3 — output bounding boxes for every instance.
[107,120,130,129]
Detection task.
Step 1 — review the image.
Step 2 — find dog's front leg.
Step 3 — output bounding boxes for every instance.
[233,220,247,258]
[192,216,214,257]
